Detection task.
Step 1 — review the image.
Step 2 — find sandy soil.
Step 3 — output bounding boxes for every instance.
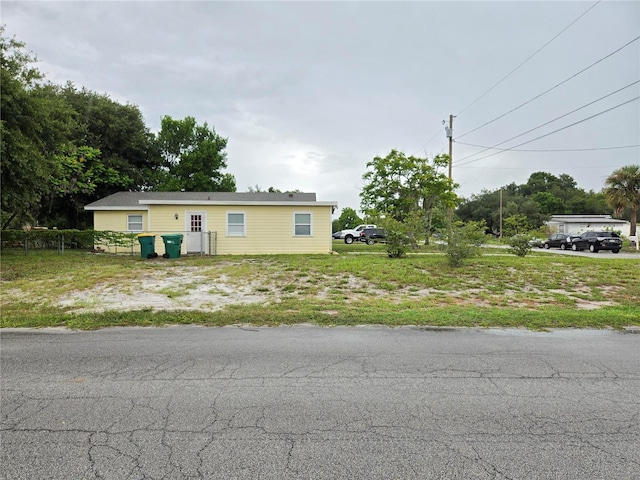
[57,267,272,313]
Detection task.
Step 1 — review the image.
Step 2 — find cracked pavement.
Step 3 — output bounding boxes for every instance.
[1,326,639,479]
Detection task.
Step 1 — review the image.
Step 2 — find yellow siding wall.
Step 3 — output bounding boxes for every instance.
[92,210,149,253]
[148,205,334,255]
[92,205,334,255]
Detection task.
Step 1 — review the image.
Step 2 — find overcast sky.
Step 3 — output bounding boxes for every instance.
[3,1,639,215]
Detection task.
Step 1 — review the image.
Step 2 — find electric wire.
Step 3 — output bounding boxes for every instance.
[453,79,640,163]
[412,2,602,156]
[456,35,640,140]
[454,142,640,153]
[454,95,640,167]
[455,0,602,117]
[411,127,443,156]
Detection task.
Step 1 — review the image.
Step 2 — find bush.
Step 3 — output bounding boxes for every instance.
[0,229,138,251]
[508,234,533,257]
[441,221,485,267]
[376,218,412,258]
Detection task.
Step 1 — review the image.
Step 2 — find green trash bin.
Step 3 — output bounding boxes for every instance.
[161,234,183,259]
[137,234,158,259]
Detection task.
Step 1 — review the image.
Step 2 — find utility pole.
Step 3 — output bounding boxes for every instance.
[447,114,454,181]
[445,115,454,226]
[499,189,503,239]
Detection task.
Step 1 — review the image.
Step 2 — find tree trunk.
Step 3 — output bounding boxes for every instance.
[1,212,18,230]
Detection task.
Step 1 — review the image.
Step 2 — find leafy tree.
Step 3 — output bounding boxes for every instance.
[604,165,640,236]
[336,207,363,231]
[360,150,457,242]
[155,116,236,192]
[58,83,158,192]
[247,185,302,193]
[456,172,608,234]
[503,214,531,236]
[0,29,75,228]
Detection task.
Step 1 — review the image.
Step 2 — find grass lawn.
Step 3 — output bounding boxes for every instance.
[1,243,639,330]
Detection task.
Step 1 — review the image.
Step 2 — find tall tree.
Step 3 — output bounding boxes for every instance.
[59,83,158,193]
[360,150,457,240]
[336,207,363,231]
[0,29,74,228]
[155,116,235,192]
[604,165,640,236]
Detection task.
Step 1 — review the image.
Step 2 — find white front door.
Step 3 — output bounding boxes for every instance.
[185,212,208,253]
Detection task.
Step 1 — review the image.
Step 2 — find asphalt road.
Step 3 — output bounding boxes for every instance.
[2,326,639,479]
[533,246,640,259]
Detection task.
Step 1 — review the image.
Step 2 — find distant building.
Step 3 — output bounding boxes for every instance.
[547,215,631,237]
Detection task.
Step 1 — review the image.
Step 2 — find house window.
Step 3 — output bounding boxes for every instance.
[227,212,245,236]
[294,213,312,236]
[127,214,143,232]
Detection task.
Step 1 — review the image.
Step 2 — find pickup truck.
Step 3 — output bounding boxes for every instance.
[337,224,377,244]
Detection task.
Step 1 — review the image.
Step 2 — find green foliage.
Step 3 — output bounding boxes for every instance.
[0,29,161,230]
[605,165,640,237]
[441,221,486,267]
[3,249,638,329]
[456,172,609,234]
[155,115,236,192]
[0,29,74,227]
[502,214,531,236]
[336,207,363,231]
[1,229,138,250]
[508,234,533,257]
[360,150,457,240]
[379,218,413,258]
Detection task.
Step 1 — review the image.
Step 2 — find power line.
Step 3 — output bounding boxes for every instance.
[455,0,601,117]
[456,35,640,140]
[413,2,602,155]
[454,142,640,153]
[454,96,640,167]
[411,127,443,156]
[453,79,640,163]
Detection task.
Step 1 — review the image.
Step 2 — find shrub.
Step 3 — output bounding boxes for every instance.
[379,218,413,258]
[508,234,533,257]
[440,220,485,267]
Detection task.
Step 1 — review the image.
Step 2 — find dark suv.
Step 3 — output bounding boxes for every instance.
[359,228,387,245]
[571,231,622,253]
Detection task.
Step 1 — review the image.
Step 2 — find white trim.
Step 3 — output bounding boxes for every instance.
[185,211,208,254]
[138,200,337,207]
[293,212,313,236]
[226,211,246,237]
[127,214,144,232]
[85,206,148,211]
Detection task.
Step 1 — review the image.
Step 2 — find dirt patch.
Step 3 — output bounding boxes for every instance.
[57,268,271,313]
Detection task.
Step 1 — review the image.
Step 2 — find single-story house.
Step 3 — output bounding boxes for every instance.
[547,215,631,237]
[85,192,338,255]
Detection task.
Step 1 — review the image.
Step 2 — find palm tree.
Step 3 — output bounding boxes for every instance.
[604,165,640,237]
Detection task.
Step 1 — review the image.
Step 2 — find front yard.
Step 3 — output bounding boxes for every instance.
[1,246,639,330]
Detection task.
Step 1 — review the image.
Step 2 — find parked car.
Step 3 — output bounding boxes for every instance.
[337,224,377,244]
[571,231,622,253]
[529,237,545,248]
[359,228,387,245]
[542,233,580,250]
[332,231,342,239]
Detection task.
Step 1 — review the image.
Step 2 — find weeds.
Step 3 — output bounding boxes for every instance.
[1,248,639,329]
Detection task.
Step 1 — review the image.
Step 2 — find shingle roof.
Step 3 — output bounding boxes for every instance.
[85,191,328,209]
